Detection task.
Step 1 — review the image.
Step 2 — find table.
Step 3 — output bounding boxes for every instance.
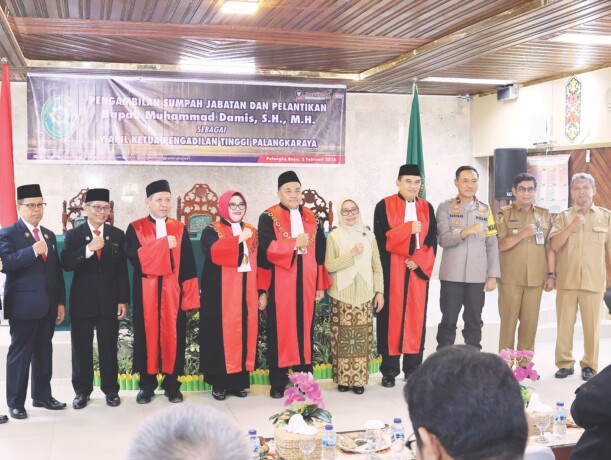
[55,234,204,330]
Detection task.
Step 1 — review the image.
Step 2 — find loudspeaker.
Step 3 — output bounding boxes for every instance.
[494,148,527,201]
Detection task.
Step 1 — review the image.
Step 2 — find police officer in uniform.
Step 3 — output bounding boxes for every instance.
[496,173,556,354]
[436,166,500,350]
[550,173,611,381]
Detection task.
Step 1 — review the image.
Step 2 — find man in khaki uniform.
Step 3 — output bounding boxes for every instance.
[497,173,556,354]
[550,173,611,381]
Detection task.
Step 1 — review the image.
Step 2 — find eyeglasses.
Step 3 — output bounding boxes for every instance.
[405,432,418,459]
[91,205,111,213]
[340,208,359,216]
[516,186,536,193]
[21,203,46,210]
[228,203,246,210]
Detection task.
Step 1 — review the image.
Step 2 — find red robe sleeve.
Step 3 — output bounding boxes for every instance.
[137,237,173,276]
[385,222,413,257]
[317,265,332,290]
[410,245,435,279]
[267,238,297,270]
[181,278,199,311]
[258,267,272,292]
[210,235,240,268]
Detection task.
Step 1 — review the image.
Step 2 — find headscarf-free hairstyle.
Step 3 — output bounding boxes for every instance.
[334,197,375,291]
[277,170,301,189]
[17,184,43,200]
[85,188,110,203]
[146,179,171,198]
[218,190,247,223]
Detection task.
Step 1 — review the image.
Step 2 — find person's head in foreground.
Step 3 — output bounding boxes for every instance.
[404,346,528,460]
[126,404,251,460]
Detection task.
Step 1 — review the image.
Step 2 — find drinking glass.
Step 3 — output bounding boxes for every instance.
[533,412,551,443]
[364,427,381,459]
[299,433,316,459]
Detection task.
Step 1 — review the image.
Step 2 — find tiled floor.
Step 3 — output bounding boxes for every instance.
[0,335,606,460]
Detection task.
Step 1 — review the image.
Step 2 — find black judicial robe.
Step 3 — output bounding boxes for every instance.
[125,216,199,376]
[199,220,259,390]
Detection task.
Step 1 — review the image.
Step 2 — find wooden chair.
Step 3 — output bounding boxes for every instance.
[176,184,220,236]
[62,188,115,233]
[302,189,333,231]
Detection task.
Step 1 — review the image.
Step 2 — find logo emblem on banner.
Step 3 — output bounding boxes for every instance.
[42,95,79,140]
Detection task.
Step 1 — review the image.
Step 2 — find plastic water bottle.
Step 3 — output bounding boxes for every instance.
[321,424,337,459]
[248,429,260,459]
[390,417,406,460]
[552,402,567,440]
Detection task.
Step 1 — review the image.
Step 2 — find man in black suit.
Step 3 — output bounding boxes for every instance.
[61,188,129,409]
[0,184,66,420]
[0,257,8,424]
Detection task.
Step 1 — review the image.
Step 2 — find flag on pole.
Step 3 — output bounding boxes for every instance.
[406,83,426,198]
[0,60,17,227]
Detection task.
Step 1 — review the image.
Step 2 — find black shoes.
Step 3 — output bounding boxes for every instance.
[582,367,596,381]
[229,389,247,398]
[164,390,184,403]
[212,389,227,401]
[72,394,90,410]
[106,392,121,407]
[9,408,27,419]
[352,386,365,395]
[270,388,284,399]
[381,376,395,388]
[33,397,67,410]
[136,390,154,404]
[554,367,574,379]
[0,414,7,424]
[337,385,350,392]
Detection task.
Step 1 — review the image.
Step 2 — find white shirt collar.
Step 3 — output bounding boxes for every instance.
[21,218,40,234]
[88,221,103,237]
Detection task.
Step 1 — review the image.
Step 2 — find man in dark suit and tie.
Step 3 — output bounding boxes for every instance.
[61,188,129,409]
[0,184,66,420]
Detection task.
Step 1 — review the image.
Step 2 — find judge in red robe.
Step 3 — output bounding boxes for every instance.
[373,164,437,388]
[125,180,199,404]
[258,171,331,398]
[199,190,260,401]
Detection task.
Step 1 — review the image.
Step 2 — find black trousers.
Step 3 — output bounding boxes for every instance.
[436,281,485,350]
[139,372,180,394]
[7,315,55,409]
[269,364,313,390]
[71,316,119,395]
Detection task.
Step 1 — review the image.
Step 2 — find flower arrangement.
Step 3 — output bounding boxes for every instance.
[499,349,538,406]
[269,372,332,427]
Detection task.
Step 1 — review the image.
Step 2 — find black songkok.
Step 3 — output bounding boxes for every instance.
[85,188,110,203]
[146,180,171,198]
[398,164,422,178]
[17,184,43,200]
[277,171,301,189]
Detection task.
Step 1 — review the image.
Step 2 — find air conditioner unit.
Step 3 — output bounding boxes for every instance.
[529,115,552,146]
[497,84,519,101]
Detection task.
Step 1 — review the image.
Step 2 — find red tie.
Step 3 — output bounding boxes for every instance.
[93,229,102,261]
[33,228,47,263]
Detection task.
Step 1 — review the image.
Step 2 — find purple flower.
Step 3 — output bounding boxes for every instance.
[499,349,513,362]
[283,386,305,407]
[513,366,527,382]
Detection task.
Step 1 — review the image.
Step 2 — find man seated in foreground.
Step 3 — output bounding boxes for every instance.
[404,346,528,460]
[126,404,251,460]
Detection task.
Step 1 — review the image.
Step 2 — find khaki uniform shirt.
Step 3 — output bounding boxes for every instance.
[437,197,501,283]
[549,204,611,292]
[496,204,552,287]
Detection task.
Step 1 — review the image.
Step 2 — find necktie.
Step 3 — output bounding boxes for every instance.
[33,228,47,263]
[93,229,102,261]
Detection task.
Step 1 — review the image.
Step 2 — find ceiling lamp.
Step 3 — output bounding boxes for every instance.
[550,33,611,46]
[221,0,259,15]
[422,77,514,85]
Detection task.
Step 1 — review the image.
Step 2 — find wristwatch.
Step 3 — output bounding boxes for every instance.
[547,272,557,279]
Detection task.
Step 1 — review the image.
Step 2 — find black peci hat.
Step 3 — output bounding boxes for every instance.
[16,184,43,200]
[146,180,171,198]
[398,164,422,178]
[85,188,110,203]
[277,171,301,189]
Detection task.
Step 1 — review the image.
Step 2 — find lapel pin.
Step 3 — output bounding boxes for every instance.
[24,232,30,238]
[44,234,49,239]
[105,236,110,240]
[85,236,91,241]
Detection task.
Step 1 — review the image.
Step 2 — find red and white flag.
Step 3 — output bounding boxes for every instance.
[0,61,17,228]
